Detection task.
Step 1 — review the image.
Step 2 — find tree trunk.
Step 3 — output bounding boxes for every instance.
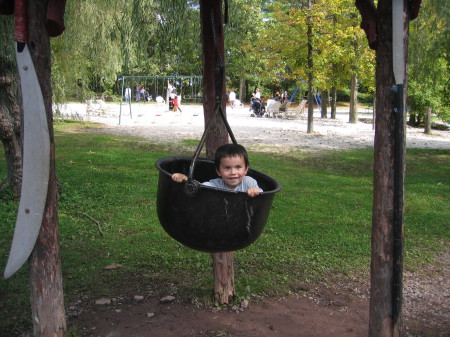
[349,74,358,123]
[372,95,377,130]
[330,86,337,119]
[28,0,66,335]
[239,78,245,105]
[321,89,329,118]
[0,15,22,196]
[306,0,314,134]
[424,107,432,134]
[199,0,235,305]
[368,0,408,336]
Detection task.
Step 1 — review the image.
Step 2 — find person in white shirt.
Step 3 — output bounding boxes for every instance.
[229,90,236,109]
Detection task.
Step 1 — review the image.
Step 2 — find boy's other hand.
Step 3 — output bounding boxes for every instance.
[172,173,188,183]
[247,187,261,197]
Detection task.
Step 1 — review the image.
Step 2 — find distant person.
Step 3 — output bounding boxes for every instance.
[250,88,261,112]
[229,90,236,109]
[172,95,182,113]
[169,92,176,110]
[124,87,131,103]
[135,86,141,102]
[167,83,175,106]
[171,144,262,197]
[144,90,151,102]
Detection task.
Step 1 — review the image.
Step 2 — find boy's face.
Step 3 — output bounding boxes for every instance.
[216,155,248,190]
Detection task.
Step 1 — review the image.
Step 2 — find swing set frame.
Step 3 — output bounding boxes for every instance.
[117,75,203,123]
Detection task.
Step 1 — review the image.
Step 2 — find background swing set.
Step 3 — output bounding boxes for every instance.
[117,75,203,122]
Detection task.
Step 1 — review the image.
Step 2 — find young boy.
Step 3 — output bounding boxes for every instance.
[171,144,262,197]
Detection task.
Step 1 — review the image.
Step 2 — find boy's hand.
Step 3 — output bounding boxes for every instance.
[172,173,188,183]
[247,187,261,197]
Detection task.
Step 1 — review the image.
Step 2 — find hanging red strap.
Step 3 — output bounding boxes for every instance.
[14,0,27,42]
[0,0,66,37]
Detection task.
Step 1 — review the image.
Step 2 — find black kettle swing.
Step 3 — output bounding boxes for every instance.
[155,100,281,253]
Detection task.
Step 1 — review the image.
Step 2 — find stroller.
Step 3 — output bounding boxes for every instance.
[250,98,266,117]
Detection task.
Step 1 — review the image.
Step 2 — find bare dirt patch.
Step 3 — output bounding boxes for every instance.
[70,292,369,337]
[68,261,449,337]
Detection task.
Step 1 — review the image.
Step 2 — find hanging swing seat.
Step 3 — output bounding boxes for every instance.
[156,156,281,252]
[155,46,280,252]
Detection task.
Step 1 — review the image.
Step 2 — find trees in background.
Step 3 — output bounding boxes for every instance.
[48,0,448,124]
[50,0,378,108]
[51,0,159,102]
[51,0,203,102]
[258,0,374,132]
[50,0,374,108]
[224,0,267,101]
[408,0,449,125]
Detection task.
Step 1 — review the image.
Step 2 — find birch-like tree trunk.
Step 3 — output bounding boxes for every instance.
[306,0,314,134]
[349,74,358,123]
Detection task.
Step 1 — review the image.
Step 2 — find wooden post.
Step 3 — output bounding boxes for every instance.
[356,0,421,332]
[199,0,235,304]
[369,0,410,336]
[28,0,66,335]
[212,251,235,304]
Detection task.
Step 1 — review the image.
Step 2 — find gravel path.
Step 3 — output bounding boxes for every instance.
[57,102,450,152]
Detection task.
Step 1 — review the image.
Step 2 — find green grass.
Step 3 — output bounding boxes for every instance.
[0,121,449,336]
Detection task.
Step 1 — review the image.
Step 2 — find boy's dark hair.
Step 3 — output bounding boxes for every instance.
[214,144,249,169]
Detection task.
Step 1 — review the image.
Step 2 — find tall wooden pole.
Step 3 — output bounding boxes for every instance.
[199,0,235,304]
[28,0,66,335]
[369,0,409,335]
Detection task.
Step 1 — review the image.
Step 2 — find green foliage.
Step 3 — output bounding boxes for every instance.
[49,0,379,105]
[0,123,448,335]
[224,0,269,93]
[48,0,448,117]
[408,0,450,122]
[337,88,373,103]
[51,0,203,103]
[152,0,202,75]
[259,0,375,95]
